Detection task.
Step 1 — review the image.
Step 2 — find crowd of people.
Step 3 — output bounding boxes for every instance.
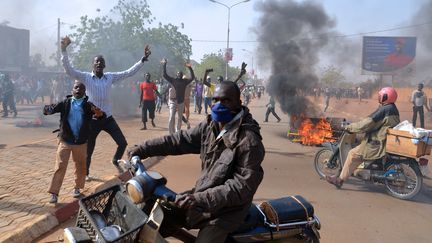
[0,72,72,117]
[33,36,268,241]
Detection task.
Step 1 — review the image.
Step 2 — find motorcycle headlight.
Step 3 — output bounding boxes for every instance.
[126,171,165,204]
[126,178,145,204]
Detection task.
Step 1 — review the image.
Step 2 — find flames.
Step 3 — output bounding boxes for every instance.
[290,115,335,146]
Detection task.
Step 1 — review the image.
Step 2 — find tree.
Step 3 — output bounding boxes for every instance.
[320,65,345,87]
[193,52,249,81]
[68,0,192,77]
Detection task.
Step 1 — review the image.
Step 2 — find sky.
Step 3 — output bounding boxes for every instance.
[0,0,427,79]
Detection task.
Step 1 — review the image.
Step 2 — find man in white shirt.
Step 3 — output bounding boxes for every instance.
[60,36,151,179]
[411,83,430,128]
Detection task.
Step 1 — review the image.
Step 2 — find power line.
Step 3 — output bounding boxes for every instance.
[191,21,432,43]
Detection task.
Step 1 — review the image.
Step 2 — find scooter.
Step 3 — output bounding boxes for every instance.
[314,130,426,200]
[65,156,321,242]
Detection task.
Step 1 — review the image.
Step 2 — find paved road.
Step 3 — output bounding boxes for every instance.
[3,96,432,242]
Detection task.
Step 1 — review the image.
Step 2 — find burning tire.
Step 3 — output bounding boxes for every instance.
[314,148,341,178]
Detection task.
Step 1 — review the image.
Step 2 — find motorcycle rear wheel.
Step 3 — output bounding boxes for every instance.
[314,148,341,178]
[384,160,422,200]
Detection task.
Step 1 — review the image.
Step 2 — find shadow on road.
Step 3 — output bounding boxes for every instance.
[341,179,432,205]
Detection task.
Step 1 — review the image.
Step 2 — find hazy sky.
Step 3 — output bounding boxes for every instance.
[0,0,426,78]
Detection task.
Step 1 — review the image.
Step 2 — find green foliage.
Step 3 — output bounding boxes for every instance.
[193,52,248,82]
[320,65,345,87]
[68,0,191,78]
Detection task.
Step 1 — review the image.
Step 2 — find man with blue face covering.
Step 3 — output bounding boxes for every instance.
[127,65,265,242]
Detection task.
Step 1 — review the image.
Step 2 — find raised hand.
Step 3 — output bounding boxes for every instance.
[205,68,214,73]
[60,36,71,52]
[240,62,247,76]
[142,45,151,62]
[185,63,192,68]
[160,58,167,64]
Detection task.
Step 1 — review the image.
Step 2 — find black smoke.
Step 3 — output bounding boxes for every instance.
[407,0,432,84]
[254,0,336,116]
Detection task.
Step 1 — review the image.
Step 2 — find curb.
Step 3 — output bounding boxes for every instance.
[7,156,165,243]
[2,213,58,243]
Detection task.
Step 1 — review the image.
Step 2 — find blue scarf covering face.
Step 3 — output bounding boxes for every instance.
[211,102,233,123]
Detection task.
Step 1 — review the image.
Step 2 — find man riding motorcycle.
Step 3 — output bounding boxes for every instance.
[127,80,265,242]
[326,87,400,188]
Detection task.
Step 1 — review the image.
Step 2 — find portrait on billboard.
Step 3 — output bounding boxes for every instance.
[362,36,416,73]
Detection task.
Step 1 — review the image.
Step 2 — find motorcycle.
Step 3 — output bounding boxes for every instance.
[314,130,426,200]
[64,156,321,242]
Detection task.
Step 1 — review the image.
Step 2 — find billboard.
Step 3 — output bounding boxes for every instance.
[362,36,416,73]
[0,25,30,71]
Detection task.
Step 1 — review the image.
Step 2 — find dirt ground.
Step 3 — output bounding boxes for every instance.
[4,92,432,243]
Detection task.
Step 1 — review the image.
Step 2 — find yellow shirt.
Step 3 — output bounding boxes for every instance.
[204,83,216,98]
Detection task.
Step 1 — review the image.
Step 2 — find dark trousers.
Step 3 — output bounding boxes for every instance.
[2,94,17,116]
[204,97,212,114]
[195,96,203,114]
[86,116,127,175]
[265,107,280,121]
[412,106,425,128]
[141,100,156,123]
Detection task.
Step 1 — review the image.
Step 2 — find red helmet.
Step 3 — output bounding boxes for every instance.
[378,87,398,104]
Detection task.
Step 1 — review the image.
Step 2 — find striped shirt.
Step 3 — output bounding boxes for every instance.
[61,51,144,117]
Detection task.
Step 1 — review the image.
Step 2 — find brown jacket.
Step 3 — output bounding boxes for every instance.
[135,107,265,230]
[347,103,400,160]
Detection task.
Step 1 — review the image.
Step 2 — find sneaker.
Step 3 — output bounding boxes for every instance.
[49,193,58,204]
[263,120,268,123]
[85,175,95,181]
[277,119,281,123]
[73,188,81,198]
[112,161,124,174]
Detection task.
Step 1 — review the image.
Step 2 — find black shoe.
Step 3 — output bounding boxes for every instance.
[263,120,268,122]
[151,120,156,127]
[325,175,343,189]
[277,119,281,123]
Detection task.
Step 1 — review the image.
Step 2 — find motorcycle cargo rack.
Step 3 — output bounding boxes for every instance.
[386,128,432,158]
[76,185,148,243]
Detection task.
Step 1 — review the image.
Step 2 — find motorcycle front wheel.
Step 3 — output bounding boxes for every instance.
[384,160,423,200]
[314,148,341,178]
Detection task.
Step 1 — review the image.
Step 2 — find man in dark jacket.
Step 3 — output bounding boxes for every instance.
[44,81,104,203]
[128,80,265,242]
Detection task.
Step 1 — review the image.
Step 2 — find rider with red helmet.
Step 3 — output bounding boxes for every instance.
[326,87,400,188]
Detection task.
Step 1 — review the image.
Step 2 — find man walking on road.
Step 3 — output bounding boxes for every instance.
[60,36,151,179]
[264,96,281,122]
[411,83,430,128]
[139,73,159,130]
[0,73,17,118]
[161,58,195,134]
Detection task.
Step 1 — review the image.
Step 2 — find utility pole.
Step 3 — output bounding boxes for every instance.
[57,18,61,70]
